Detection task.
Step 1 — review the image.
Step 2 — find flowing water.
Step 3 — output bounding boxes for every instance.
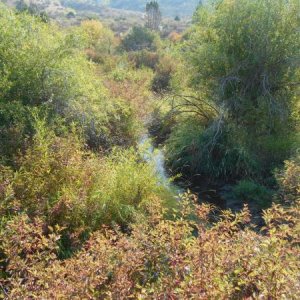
[138,134,231,208]
[139,134,169,184]
[138,134,183,194]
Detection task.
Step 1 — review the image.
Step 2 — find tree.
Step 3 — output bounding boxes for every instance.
[67,11,76,19]
[81,20,115,55]
[15,0,49,23]
[146,1,161,31]
[16,0,28,12]
[189,0,299,136]
[121,26,158,52]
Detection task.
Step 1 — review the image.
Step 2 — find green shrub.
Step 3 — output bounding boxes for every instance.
[0,101,32,165]
[0,6,84,106]
[233,180,274,208]
[0,118,172,238]
[169,0,299,182]
[81,19,116,63]
[81,19,115,55]
[255,134,296,171]
[121,26,159,52]
[0,5,140,158]
[190,0,299,131]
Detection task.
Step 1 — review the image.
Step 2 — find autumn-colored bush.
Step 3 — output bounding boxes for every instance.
[104,67,154,121]
[1,195,299,299]
[168,31,182,43]
[128,50,160,70]
[152,55,176,94]
[276,154,300,204]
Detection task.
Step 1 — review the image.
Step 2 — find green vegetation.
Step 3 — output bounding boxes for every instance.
[232,180,274,209]
[0,0,299,298]
[1,118,167,228]
[0,6,140,164]
[121,26,159,52]
[165,0,299,185]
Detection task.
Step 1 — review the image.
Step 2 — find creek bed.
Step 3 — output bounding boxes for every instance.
[139,133,265,226]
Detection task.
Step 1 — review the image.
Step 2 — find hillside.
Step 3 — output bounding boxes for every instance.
[104,0,200,17]
[3,0,200,17]
[2,0,191,33]
[3,0,71,18]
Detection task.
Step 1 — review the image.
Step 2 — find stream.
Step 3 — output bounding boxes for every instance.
[139,134,227,206]
[139,134,264,225]
[138,134,183,195]
[139,134,169,185]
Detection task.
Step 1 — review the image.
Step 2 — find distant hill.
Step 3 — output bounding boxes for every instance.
[103,0,200,17]
[2,0,200,18]
[1,0,194,33]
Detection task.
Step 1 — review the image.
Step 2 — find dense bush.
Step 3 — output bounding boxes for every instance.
[1,195,299,299]
[168,31,182,43]
[276,154,300,204]
[0,118,171,242]
[0,101,32,165]
[81,19,116,63]
[0,5,82,106]
[165,0,299,182]
[166,119,259,181]
[0,5,140,158]
[190,0,299,128]
[121,26,159,52]
[151,55,176,93]
[104,65,154,122]
[127,51,177,94]
[128,50,160,69]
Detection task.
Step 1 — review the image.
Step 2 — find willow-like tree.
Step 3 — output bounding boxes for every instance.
[146,1,161,31]
[166,0,300,181]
